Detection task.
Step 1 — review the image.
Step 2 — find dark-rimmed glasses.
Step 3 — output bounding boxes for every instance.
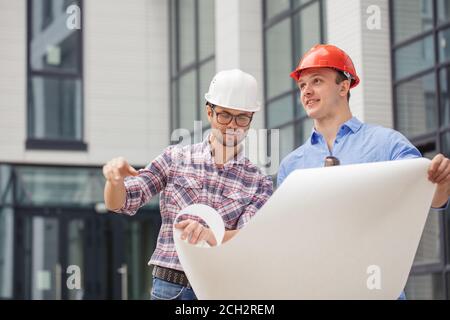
[209,104,253,127]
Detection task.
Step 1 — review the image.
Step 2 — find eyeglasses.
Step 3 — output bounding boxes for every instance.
[209,104,253,127]
[324,156,340,167]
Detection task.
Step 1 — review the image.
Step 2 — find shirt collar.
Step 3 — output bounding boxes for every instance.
[344,117,363,134]
[310,117,363,145]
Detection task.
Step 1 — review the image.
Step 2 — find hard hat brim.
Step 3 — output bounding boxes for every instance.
[290,67,360,89]
[204,93,261,112]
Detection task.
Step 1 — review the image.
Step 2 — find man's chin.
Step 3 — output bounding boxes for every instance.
[213,131,246,147]
[305,110,319,120]
[222,139,239,147]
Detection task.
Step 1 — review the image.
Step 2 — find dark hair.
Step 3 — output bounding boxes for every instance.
[335,71,351,102]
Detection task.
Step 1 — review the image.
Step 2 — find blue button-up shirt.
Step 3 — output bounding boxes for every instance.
[278,117,421,186]
[277,117,436,300]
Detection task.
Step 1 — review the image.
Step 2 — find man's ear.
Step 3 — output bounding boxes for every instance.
[206,104,213,123]
[340,80,350,98]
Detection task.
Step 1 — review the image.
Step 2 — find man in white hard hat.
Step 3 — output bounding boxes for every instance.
[102,69,273,300]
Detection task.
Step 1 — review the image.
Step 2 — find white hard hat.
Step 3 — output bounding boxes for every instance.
[204,69,261,112]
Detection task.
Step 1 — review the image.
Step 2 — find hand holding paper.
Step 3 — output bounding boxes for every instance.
[174,219,217,247]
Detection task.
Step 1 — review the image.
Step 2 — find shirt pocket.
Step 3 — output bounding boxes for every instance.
[218,188,253,227]
[167,175,204,210]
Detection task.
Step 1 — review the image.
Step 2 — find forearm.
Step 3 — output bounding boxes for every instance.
[223,230,239,243]
[104,180,127,211]
[207,229,239,246]
[431,184,449,209]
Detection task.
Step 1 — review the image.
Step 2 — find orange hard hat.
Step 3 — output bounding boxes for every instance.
[290,44,360,89]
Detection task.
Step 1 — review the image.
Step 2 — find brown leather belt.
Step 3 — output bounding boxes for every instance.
[152,265,190,287]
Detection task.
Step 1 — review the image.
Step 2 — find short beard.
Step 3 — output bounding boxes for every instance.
[211,128,246,147]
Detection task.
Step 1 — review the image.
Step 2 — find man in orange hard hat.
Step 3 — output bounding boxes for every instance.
[277,44,450,300]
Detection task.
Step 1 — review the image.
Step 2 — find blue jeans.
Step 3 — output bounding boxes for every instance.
[149,276,405,300]
[398,291,406,300]
[150,277,197,300]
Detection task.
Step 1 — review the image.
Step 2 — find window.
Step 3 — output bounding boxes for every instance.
[263,0,325,163]
[170,0,215,137]
[405,273,445,300]
[391,0,450,299]
[0,165,13,299]
[27,0,86,150]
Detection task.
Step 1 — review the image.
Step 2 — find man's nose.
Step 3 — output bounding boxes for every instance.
[303,84,313,96]
[226,122,238,130]
[301,89,312,101]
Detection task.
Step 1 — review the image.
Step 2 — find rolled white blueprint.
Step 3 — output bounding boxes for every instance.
[174,158,436,299]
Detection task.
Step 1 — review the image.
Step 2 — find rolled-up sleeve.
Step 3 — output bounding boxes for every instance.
[237,175,274,229]
[388,130,422,160]
[115,146,174,215]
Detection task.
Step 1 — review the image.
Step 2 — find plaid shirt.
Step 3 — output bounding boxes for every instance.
[115,136,273,271]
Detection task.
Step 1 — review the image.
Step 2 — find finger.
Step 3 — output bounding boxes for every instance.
[104,164,116,182]
[207,230,217,245]
[445,173,450,184]
[102,164,109,179]
[112,157,125,173]
[105,165,116,182]
[429,154,444,177]
[174,219,191,229]
[431,158,449,183]
[435,163,450,184]
[435,159,450,182]
[108,169,121,186]
[199,228,212,243]
[103,165,112,181]
[181,221,198,240]
[117,158,129,175]
[440,173,450,185]
[113,167,124,181]
[110,158,119,168]
[190,224,204,244]
[127,164,139,176]
[429,154,443,175]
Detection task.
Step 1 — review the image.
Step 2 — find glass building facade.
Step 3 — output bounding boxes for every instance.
[263,0,325,160]
[0,164,160,300]
[1,0,450,300]
[169,0,215,134]
[391,0,450,299]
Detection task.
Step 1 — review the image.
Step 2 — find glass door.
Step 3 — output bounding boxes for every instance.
[15,208,160,300]
[16,209,109,300]
[122,216,160,300]
[24,215,61,300]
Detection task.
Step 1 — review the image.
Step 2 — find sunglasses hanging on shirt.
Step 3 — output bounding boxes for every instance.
[324,156,340,167]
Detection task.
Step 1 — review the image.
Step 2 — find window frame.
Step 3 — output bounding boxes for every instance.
[390,0,450,299]
[26,0,87,151]
[262,0,325,161]
[169,0,215,137]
